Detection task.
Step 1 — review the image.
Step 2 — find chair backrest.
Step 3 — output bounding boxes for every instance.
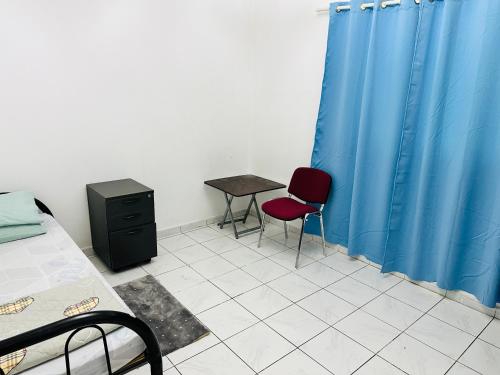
[288,167,332,204]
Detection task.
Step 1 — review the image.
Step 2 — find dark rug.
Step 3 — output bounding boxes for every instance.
[113,274,210,355]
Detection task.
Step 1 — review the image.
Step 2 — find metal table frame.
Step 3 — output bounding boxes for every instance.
[205,175,286,239]
[218,192,263,239]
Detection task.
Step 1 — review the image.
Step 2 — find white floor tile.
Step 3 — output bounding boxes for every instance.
[260,350,332,375]
[130,359,176,375]
[156,244,170,256]
[320,252,367,275]
[297,240,336,260]
[362,294,423,330]
[102,266,147,287]
[88,255,108,272]
[159,234,196,253]
[174,244,215,265]
[156,266,205,294]
[354,356,405,375]
[261,223,286,238]
[164,367,181,375]
[225,322,294,372]
[298,289,357,325]
[141,252,185,276]
[334,310,400,352]
[446,363,481,375]
[202,236,242,254]
[479,318,500,348]
[209,222,247,236]
[386,280,443,311]
[242,215,261,227]
[128,365,150,375]
[190,255,236,279]
[129,227,500,375]
[173,281,229,314]
[326,277,381,307]
[248,238,289,257]
[185,227,222,242]
[350,266,402,292]
[197,300,258,340]
[211,269,262,298]
[446,290,497,318]
[162,355,174,370]
[167,333,220,365]
[181,222,206,233]
[220,246,264,268]
[235,285,292,319]
[406,314,475,359]
[242,258,290,283]
[176,343,253,375]
[131,362,177,375]
[234,231,261,245]
[267,273,320,302]
[459,339,500,375]
[428,299,493,336]
[269,249,315,270]
[301,328,373,375]
[265,305,328,346]
[379,334,454,375]
[269,231,312,248]
[410,279,447,296]
[295,261,344,287]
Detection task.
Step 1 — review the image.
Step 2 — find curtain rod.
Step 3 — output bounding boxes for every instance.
[316,0,421,14]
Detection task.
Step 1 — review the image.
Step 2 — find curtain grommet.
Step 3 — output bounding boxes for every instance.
[360,2,375,11]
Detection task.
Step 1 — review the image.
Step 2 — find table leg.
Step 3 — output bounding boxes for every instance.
[218,194,233,229]
[218,193,264,239]
[252,194,262,225]
[224,193,239,239]
[242,196,254,224]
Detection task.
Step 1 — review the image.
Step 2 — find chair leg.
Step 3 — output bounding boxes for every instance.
[319,213,326,256]
[295,215,307,269]
[258,213,266,248]
[284,221,288,239]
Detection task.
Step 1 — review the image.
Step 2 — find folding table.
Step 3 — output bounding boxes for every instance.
[204,175,286,238]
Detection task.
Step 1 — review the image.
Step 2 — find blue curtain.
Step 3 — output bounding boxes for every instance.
[310,0,500,307]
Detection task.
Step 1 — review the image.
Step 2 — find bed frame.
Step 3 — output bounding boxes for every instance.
[0,195,163,375]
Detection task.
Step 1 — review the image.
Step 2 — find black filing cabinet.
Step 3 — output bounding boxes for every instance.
[87,179,157,271]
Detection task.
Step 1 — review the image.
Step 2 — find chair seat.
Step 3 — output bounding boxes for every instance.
[262,197,318,221]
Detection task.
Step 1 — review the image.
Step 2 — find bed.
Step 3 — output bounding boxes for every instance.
[0,199,162,375]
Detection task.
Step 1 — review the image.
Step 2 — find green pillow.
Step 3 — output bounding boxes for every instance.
[0,224,47,244]
[0,191,43,226]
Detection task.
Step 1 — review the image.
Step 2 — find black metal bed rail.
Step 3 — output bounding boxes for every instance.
[0,311,162,375]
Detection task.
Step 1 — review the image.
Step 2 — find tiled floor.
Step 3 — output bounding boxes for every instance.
[90,217,500,375]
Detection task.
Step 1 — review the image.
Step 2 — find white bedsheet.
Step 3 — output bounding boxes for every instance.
[0,214,145,375]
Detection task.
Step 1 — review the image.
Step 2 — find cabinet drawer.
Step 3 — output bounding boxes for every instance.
[107,193,154,231]
[109,223,157,270]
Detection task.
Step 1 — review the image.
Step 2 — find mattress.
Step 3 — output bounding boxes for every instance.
[0,214,146,375]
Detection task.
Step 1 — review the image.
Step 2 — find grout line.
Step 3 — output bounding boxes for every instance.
[449,318,496,374]
[159,226,340,372]
[105,225,393,372]
[178,244,380,372]
[95,221,495,375]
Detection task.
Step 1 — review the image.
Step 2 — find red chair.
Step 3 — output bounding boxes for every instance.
[258,167,332,269]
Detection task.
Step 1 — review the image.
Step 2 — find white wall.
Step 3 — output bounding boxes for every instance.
[0,0,330,247]
[250,0,330,192]
[0,0,255,247]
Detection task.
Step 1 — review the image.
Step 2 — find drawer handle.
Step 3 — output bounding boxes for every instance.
[127,229,143,235]
[122,198,140,205]
[123,214,141,221]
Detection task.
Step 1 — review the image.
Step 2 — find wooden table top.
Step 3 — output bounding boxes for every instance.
[204,174,286,197]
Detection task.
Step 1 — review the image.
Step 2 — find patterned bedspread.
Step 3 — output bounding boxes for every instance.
[0,276,127,374]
